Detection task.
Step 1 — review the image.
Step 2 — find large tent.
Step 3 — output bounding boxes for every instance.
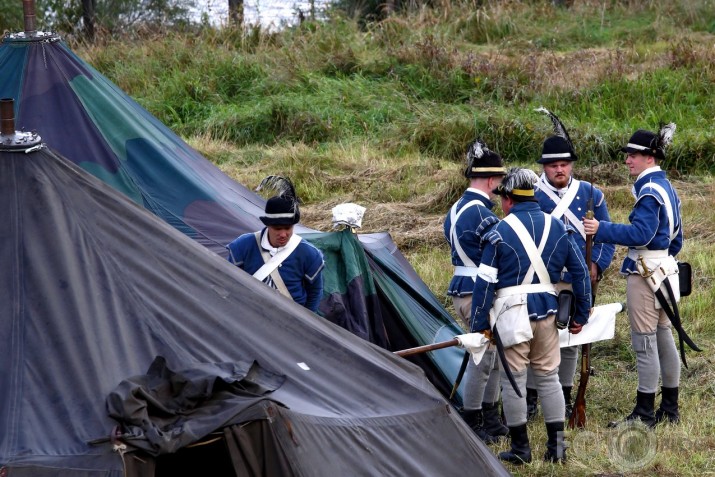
[0,27,466,403]
[0,131,510,475]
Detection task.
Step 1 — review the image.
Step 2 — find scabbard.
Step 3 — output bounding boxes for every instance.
[449,352,470,400]
[654,280,702,368]
[492,327,522,398]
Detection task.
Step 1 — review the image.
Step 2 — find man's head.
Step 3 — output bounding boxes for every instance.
[266,224,294,248]
[493,167,539,213]
[464,139,506,195]
[538,134,577,190]
[620,128,672,178]
[542,160,573,189]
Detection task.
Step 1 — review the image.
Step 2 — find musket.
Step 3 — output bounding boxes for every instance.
[568,163,596,430]
[393,338,459,357]
[394,332,523,398]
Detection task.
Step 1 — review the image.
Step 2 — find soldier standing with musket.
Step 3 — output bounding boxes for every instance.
[584,125,698,427]
[444,139,508,443]
[471,167,591,464]
[526,108,616,421]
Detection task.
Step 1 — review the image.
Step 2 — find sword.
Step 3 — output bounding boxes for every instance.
[639,257,702,367]
[657,278,702,367]
[449,352,470,400]
[492,326,523,398]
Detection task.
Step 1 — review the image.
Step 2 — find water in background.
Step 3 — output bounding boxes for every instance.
[193,0,332,28]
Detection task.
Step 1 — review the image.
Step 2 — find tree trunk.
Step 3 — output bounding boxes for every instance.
[82,0,95,40]
[228,0,244,27]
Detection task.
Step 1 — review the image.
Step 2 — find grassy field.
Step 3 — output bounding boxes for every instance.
[72,1,715,475]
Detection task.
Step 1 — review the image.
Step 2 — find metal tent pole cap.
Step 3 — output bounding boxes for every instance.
[0,98,42,150]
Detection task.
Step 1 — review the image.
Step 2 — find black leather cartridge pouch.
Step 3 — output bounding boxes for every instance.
[678,262,692,297]
[556,289,576,330]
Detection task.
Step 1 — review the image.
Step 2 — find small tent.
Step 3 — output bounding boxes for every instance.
[0,27,467,404]
[0,128,510,475]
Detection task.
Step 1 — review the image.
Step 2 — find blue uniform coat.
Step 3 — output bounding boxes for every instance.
[227,229,325,312]
[470,201,592,332]
[593,167,683,274]
[535,176,615,278]
[443,188,499,296]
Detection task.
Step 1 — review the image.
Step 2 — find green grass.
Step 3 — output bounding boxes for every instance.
[71,1,715,475]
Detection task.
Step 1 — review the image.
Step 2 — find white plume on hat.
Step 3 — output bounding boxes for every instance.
[502,167,539,194]
[658,123,676,150]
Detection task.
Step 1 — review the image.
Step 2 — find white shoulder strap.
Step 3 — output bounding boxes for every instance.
[643,183,676,241]
[253,233,303,282]
[449,199,485,267]
[537,179,585,240]
[503,214,552,286]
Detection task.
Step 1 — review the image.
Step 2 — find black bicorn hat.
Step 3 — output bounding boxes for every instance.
[620,124,676,161]
[540,135,577,164]
[464,139,506,179]
[535,107,577,164]
[256,175,301,226]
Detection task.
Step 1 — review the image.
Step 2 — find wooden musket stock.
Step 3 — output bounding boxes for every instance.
[569,200,596,429]
[394,338,460,357]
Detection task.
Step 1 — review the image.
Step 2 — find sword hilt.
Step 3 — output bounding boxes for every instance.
[638,255,654,278]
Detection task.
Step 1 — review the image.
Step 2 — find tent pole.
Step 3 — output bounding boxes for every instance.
[1,98,16,136]
[23,0,37,35]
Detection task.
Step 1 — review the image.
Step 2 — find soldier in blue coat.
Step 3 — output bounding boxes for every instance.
[584,126,683,427]
[471,167,591,465]
[528,109,616,422]
[444,139,507,443]
[227,177,324,313]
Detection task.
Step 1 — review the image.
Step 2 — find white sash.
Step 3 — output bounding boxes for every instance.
[641,183,677,242]
[449,198,485,269]
[490,214,554,348]
[502,214,552,287]
[253,232,302,284]
[536,178,585,240]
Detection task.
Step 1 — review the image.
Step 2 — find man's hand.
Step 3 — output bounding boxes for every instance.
[569,322,583,335]
[590,262,599,284]
[583,217,599,236]
[481,329,493,342]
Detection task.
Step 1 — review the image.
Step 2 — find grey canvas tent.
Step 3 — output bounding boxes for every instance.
[0,24,470,407]
[0,127,510,475]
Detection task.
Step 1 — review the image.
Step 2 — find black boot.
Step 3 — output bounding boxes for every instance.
[460,409,499,444]
[498,424,532,465]
[562,386,573,421]
[526,387,538,422]
[607,391,656,428]
[655,387,680,424]
[543,421,566,463]
[482,402,509,438]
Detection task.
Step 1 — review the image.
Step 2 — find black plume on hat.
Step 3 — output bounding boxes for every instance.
[535,107,577,164]
[464,139,506,178]
[256,175,301,226]
[620,123,676,161]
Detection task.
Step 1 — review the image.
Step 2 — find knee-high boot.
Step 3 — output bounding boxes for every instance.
[544,421,566,463]
[608,390,656,428]
[482,402,509,438]
[498,424,532,465]
[655,386,679,424]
